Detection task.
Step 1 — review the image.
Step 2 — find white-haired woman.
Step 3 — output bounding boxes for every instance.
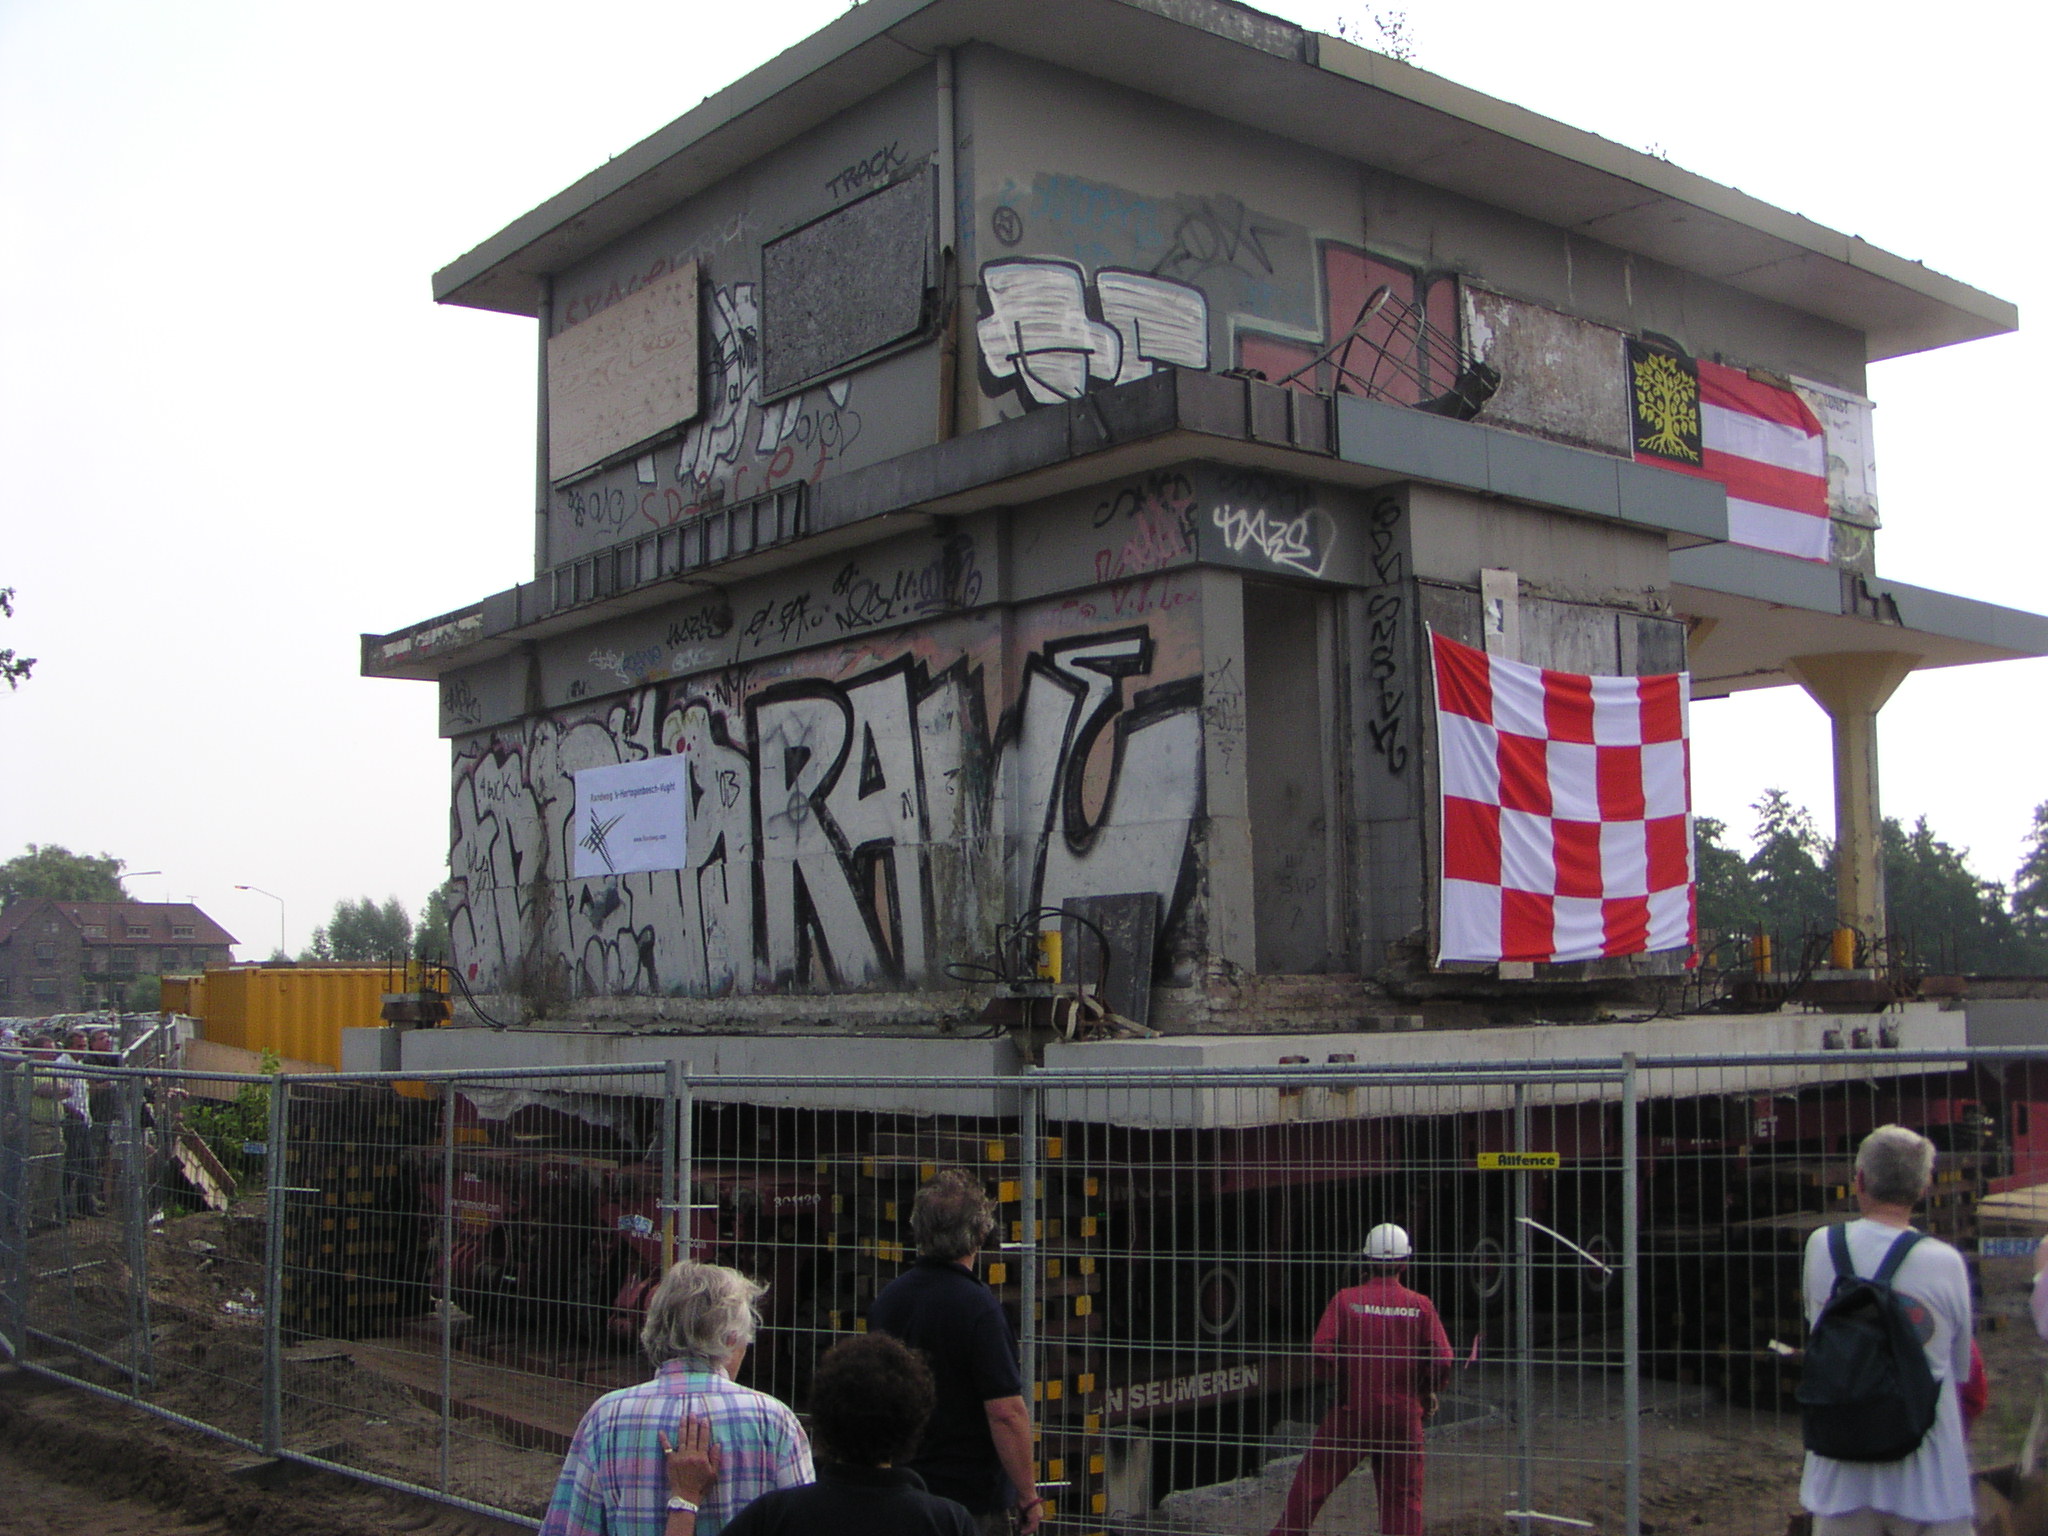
[542,1261,812,1536]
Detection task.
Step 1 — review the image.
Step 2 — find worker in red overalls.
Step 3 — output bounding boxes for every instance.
[1270,1223,1453,1536]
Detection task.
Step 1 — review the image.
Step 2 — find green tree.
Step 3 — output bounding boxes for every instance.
[2013,801,2048,945]
[304,895,414,962]
[122,973,163,1012]
[0,587,33,690]
[1693,816,1761,957]
[0,844,127,906]
[414,882,452,963]
[1746,789,1835,952]
[1883,815,2039,974]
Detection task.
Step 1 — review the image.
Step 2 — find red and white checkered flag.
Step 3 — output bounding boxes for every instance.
[1432,630,1695,965]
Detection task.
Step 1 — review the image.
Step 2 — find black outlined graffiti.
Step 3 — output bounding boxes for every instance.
[1153,194,1285,282]
[1362,494,1409,775]
[448,627,1204,998]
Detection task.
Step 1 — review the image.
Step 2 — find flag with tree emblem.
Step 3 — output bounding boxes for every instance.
[1628,339,1831,563]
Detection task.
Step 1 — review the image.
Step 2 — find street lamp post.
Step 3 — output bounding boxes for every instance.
[235,884,286,960]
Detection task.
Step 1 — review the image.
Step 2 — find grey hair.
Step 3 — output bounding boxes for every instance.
[639,1261,766,1368]
[910,1168,995,1262]
[1857,1124,1936,1207]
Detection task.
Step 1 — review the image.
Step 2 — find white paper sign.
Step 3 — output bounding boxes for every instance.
[572,756,689,878]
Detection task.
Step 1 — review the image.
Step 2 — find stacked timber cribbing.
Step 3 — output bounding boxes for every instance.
[278,1086,431,1339]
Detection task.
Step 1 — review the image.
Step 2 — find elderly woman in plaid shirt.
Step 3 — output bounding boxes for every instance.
[542,1262,813,1536]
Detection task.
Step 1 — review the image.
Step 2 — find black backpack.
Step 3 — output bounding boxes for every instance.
[1797,1225,1941,1462]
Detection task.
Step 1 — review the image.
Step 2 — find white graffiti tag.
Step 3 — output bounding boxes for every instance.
[1209,502,1335,579]
[977,259,1208,407]
[676,282,761,487]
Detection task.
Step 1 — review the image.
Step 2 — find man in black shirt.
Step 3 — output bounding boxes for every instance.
[724,1334,975,1536]
[869,1170,1043,1535]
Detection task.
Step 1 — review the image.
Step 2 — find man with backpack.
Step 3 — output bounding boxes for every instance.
[1799,1124,1975,1536]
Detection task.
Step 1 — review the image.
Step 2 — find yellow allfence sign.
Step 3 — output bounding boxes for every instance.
[1476,1151,1561,1170]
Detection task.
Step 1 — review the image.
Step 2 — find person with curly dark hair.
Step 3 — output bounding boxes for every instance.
[723,1334,976,1535]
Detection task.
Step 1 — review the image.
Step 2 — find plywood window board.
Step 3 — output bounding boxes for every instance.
[548,263,700,482]
[761,171,931,400]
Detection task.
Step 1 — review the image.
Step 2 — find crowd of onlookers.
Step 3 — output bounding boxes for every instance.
[1,1019,130,1227]
[544,1171,1040,1536]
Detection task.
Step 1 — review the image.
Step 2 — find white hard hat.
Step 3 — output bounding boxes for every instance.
[1363,1223,1412,1261]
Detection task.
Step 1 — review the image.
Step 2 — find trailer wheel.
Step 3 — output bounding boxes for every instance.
[1469,1236,1507,1302]
[1579,1231,1619,1297]
[1196,1265,1244,1339]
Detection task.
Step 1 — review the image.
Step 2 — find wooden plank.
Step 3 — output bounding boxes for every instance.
[547,264,699,480]
[340,1339,602,1452]
[174,1126,236,1210]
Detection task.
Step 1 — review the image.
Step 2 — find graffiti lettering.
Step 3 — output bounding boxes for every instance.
[447,626,1204,1000]
[653,288,862,518]
[1091,472,1196,582]
[976,259,1208,408]
[666,608,735,647]
[743,592,825,648]
[1055,575,1197,626]
[680,283,760,488]
[1209,502,1334,578]
[1363,496,1408,775]
[825,141,907,199]
[830,536,984,632]
[568,484,631,534]
[1203,656,1245,777]
[442,677,483,728]
[1154,194,1284,282]
[556,209,753,328]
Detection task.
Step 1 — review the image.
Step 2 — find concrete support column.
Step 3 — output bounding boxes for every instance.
[1784,651,1920,950]
[1198,568,1258,971]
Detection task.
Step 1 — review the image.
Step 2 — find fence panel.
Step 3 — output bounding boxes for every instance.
[269,1065,673,1523]
[3,1043,2043,1536]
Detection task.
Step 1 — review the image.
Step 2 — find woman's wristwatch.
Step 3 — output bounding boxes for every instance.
[666,1496,700,1514]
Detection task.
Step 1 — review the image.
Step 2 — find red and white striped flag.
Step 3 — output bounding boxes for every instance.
[1630,349,1831,563]
[1432,631,1695,965]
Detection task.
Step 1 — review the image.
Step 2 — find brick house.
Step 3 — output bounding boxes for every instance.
[0,900,237,1014]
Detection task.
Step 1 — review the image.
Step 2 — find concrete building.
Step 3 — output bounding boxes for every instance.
[0,899,236,1015]
[364,0,2047,1045]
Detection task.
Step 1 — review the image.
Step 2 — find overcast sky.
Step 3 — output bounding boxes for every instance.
[1,0,2040,959]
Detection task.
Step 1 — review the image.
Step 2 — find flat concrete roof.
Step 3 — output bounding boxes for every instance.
[434,0,2014,362]
[1672,543,2048,697]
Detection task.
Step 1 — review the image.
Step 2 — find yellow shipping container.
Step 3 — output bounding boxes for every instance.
[189,963,436,1070]
[159,974,205,1018]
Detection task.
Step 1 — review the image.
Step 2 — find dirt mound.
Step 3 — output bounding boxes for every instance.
[0,1367,526,1536]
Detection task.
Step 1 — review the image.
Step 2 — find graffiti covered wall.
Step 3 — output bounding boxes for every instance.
[543,69,942,569]
[448,592,1208,1001]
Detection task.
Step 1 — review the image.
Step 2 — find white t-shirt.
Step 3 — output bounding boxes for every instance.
[54,1051,90,1124]
[1800,1218,1974,1523]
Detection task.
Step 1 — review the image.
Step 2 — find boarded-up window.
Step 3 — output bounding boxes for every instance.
[548,263,701,481]
[761,171,932,398]
[1460,286,1629,454]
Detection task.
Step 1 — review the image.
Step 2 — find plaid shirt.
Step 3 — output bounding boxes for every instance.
[541,1361,813,1536]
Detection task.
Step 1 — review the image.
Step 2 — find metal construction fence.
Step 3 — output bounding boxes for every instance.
[5,1044,2048,1535]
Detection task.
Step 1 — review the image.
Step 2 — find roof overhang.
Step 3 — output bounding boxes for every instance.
[1672,543,2048,699]
[433,0,2014,362]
